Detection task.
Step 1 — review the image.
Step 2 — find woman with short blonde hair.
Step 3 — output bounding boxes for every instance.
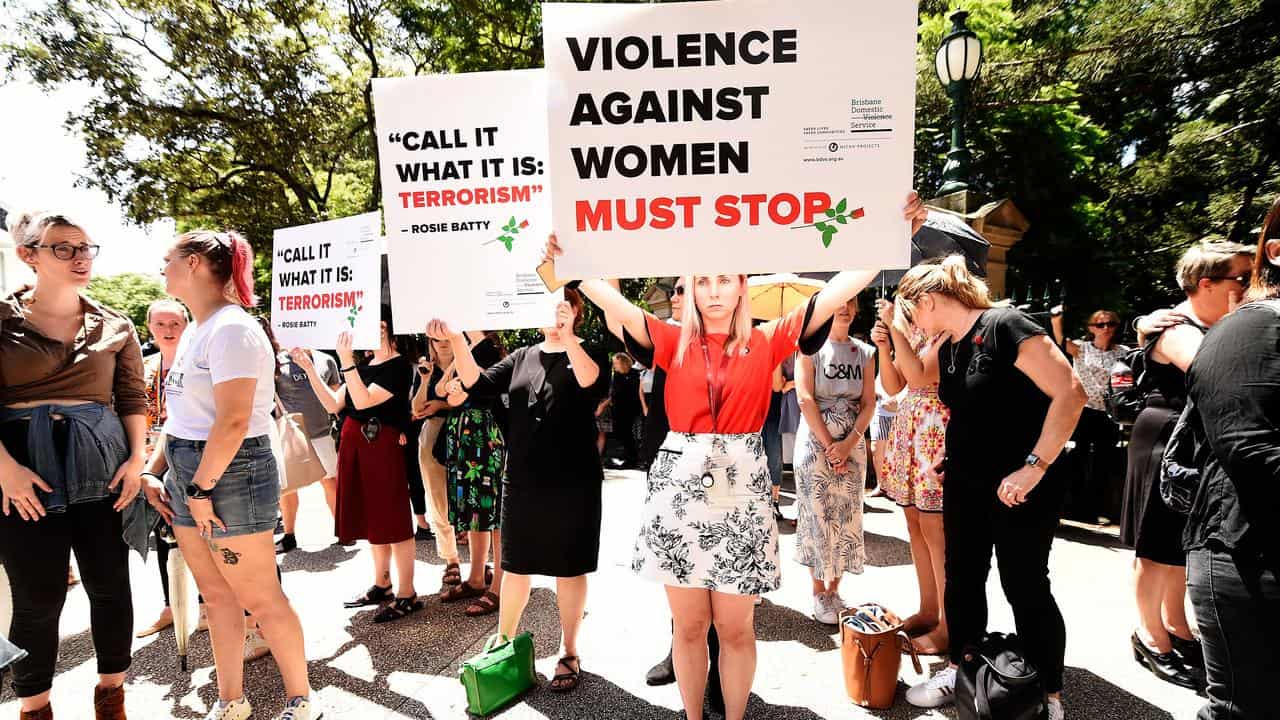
[897,256,1087,720]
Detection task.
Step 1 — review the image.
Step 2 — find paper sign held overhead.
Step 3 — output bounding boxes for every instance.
[373,68,561,332]
[271,212,382,349]
[542,0,919,279]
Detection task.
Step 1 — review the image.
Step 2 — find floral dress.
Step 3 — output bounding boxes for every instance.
[445,337,507,533]
[445,407,506,533]
[882,331,950,512]
[793,339,872,580]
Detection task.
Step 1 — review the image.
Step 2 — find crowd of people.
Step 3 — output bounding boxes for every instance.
[1,191,1277,720]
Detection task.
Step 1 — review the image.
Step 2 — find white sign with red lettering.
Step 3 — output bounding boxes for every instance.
[543,0,918,279]
[372,68,560,331]
[271,211,381,350]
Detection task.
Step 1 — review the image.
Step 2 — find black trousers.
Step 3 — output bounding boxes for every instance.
[405,432,426,517]
[1064,407,1119,522]
[944,463,1067,694]
[1188,547,1280,720]
[612,410,639,465]
[0,420,134,697]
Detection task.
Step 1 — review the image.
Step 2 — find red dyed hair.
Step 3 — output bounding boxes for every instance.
[176,230,259,307]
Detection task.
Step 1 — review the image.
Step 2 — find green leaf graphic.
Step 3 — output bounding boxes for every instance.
[836,198,848,214]
[815,221,830,232]
[821,229,835,247]
[836,214,848,225]
[500,235,514,251]
[824,208,837,218]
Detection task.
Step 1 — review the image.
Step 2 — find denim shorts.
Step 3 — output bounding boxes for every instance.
[165,435,280,538]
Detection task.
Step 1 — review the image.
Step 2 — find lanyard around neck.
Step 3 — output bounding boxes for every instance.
[700,336,732,433]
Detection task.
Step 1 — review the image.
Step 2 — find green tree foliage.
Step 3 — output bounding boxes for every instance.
[83,272,168,338]
[916,0,1279,334]
[6,0,1277,342]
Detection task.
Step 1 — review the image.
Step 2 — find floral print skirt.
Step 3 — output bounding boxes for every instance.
[794,399,866,581]
[882,385,949,512]
[445,407,506,533]
[632,432,778,596]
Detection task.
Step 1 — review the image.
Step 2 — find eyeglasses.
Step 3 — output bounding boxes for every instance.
[1206,273,1251,286]
[1089,321,1119,329]
[35,243,101,261]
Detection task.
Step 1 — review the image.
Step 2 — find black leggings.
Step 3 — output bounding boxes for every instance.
[944,465,1068,694]
[0,422,133,697]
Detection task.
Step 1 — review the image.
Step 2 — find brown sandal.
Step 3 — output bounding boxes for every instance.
[440,581,485,604]
[442,562,463,586]
[464,590,500,617]
[550,655,581,692]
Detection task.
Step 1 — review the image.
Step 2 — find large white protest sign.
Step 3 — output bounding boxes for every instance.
[543,0,918,279]
[373,69,560,332]
[271,212,381,349]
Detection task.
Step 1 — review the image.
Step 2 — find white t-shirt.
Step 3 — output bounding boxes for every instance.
[163,304,276,441]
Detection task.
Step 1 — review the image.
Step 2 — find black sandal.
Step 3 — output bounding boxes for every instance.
[442,563,463,586]
[464,591,500,617]
[373,596,425,623]
[344,584,393,608]
[440,581,486,604]
[550,655,581,692]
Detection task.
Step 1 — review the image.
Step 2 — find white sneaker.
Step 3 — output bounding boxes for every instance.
[812,593,839,624]
[274,696,321,720]
[906,666,957,708]
[205,697,252,720]
[244,627,271,662]
[1048,697,1064,720]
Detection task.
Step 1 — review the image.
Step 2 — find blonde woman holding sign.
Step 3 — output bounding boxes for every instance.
[543,191,926,720]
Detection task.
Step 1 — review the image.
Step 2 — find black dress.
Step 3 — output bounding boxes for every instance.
[1120,319,1205,566]
[465,345,604,577]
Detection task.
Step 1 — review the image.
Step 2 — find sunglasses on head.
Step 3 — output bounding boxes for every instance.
[1089,321,1119,329]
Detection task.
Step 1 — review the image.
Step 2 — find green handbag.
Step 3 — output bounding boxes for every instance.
[459,632,536,715]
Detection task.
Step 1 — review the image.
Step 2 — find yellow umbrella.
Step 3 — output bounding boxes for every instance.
[747,273,827,321]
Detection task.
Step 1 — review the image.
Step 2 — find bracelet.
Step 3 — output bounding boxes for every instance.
[140,471,162,484]
[341,365,358,373]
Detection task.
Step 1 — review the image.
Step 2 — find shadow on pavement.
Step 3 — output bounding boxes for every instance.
[864,531,913,568]
[1063,666,1177,719]
[755,599,839,651]
[277,542,361,574]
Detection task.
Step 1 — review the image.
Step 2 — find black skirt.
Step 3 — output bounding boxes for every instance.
[1120,398,1187,566]
[499,479,602,577]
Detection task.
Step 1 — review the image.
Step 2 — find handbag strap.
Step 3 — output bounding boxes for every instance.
[898,631,922,674]
[483,634,510,652]
[974,664,995,720]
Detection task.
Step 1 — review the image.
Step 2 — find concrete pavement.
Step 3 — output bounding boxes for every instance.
[2,469,1201,719]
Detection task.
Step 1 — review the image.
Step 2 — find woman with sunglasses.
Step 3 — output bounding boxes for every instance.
[1,212,147,720]
[1121,240,1253,691]
[141,230,315,720]
[542,192,925,720]
[1049,309,1128,524]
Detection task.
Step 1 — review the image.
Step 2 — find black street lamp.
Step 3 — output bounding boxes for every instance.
[934,10,984,195]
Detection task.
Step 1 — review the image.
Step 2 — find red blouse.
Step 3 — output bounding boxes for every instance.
[646,305,810,434]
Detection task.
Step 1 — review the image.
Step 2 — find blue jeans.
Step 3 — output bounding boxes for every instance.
[1188,547,1280,720]
[165,435,280,538]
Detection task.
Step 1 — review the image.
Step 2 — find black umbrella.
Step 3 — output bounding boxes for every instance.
[868,211,991,290]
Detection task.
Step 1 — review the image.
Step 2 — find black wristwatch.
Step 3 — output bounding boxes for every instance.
[186,482,215,500]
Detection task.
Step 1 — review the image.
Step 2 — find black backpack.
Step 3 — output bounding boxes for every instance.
[1160,398,1205,515]
[955,633,1047,720]
[1105,340,1156,426]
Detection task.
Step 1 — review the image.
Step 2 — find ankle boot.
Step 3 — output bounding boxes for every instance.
[19,703,52,720]
[94,685,127,720]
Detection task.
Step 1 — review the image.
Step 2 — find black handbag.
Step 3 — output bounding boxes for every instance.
[955,633,1047,720]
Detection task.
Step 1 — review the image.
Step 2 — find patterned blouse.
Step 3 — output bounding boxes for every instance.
[1075,340,1130,412]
